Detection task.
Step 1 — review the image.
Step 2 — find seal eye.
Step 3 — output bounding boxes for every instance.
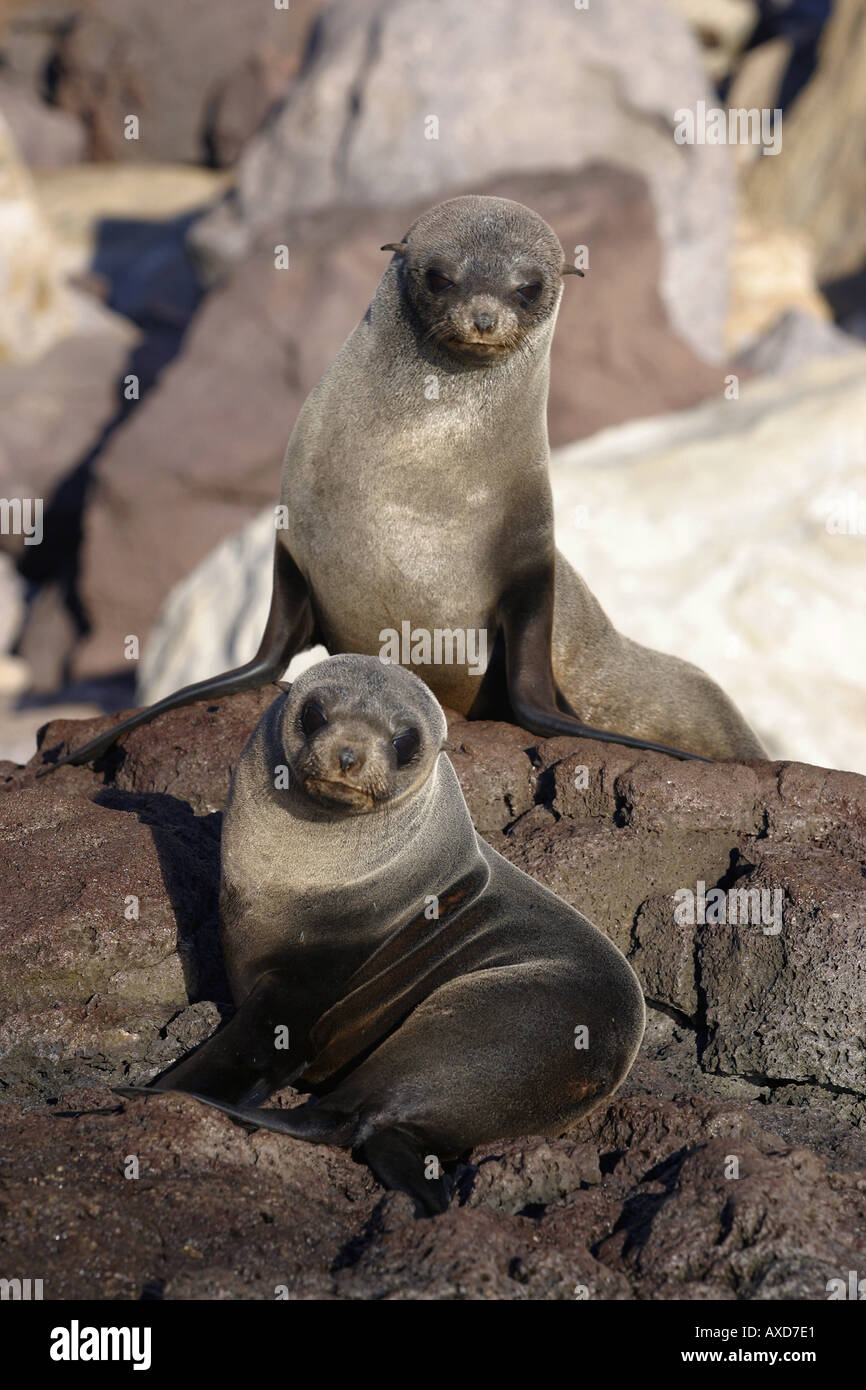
[392,727,420,766]
[517,282,542,305]
[426,270,454,293]
[300,700,328,738]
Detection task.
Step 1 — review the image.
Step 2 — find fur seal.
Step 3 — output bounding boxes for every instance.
[118,654,646,1215]
[48,194,764,773]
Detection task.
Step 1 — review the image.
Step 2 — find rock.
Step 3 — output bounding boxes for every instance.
[0,778,223,1015]
[0,323,137,546]
[593,1129,866,1301]
[725,211,832,357]
[444,714,537,840]
[549,353,866,774]
[47,0,322,165]
[3,690,865,1298]
[202,47,300,169]
[33,163,230,280]
[0,1088,373,1300]
[0,76,85,166]
[669,0,757,82]
[28,683,280,817]
[192,0,734,361]
[734,308,862,375]
[0,108,139,667]
[3,1077,860,1299]
[726,35,792,116]
[136,510,286,705]
[13,582,78,692]
[0,692,101,765]
[746,0,866,283]
[700,843,866,1091]
[0,550,24,654]
[75,166,724,681]
[0,109,127,367]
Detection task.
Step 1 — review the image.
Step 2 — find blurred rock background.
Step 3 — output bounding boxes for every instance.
[1,0,864,769]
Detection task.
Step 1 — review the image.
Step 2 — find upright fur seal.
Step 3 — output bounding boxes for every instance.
[49,195,764,773]
[118,655,646,1215]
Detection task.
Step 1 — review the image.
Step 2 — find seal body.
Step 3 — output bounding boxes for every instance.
[121,656,646,1215]
[282,196,763,756]
[52,194,764,773]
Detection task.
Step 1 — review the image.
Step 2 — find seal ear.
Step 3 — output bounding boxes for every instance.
[562,264,585,278]
[381,241,408,256]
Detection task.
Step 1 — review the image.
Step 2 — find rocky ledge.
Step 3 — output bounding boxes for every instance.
[0,691,864,1300]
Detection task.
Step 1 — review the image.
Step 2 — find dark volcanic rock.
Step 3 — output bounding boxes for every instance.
[1,693,864,1300]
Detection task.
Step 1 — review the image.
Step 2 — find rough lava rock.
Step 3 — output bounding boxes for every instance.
[0,688,864,1299]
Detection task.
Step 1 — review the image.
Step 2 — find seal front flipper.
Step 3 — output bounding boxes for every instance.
[117,971,312,1106]
[129,1090,358,1146]
[39,542,315,774]
[498,569,709,762]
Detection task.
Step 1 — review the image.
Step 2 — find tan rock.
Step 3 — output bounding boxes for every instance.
[0,109,79,364]
[669,0,757,81]
[726,34,791,115]
[0,110,132,365]
[746,0,866,281]
[33,162,232,281]
[726,209,831,355]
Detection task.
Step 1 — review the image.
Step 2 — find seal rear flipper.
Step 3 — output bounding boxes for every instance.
[168,1092,357,1145]
[361,1126,453,1217]
[39,542,315,774]
[497,570,708,762]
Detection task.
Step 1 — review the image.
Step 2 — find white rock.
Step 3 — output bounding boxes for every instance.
[550,354,866,773]
[0,551,25,656]
[137,514,326,703]
[0,111,127,365]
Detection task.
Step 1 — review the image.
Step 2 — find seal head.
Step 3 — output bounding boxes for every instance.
[279,654,447,813]
[383,194,580,364]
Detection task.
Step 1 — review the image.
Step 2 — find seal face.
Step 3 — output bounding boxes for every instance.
[279,656,444,813]
[396,196,566,364]
[116,656,647,1217]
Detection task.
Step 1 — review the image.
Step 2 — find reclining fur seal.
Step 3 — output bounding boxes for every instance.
[117,655,646,1215]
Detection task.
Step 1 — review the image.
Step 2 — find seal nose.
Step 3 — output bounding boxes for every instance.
[474,311,496,333]
[338,747,358,772]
